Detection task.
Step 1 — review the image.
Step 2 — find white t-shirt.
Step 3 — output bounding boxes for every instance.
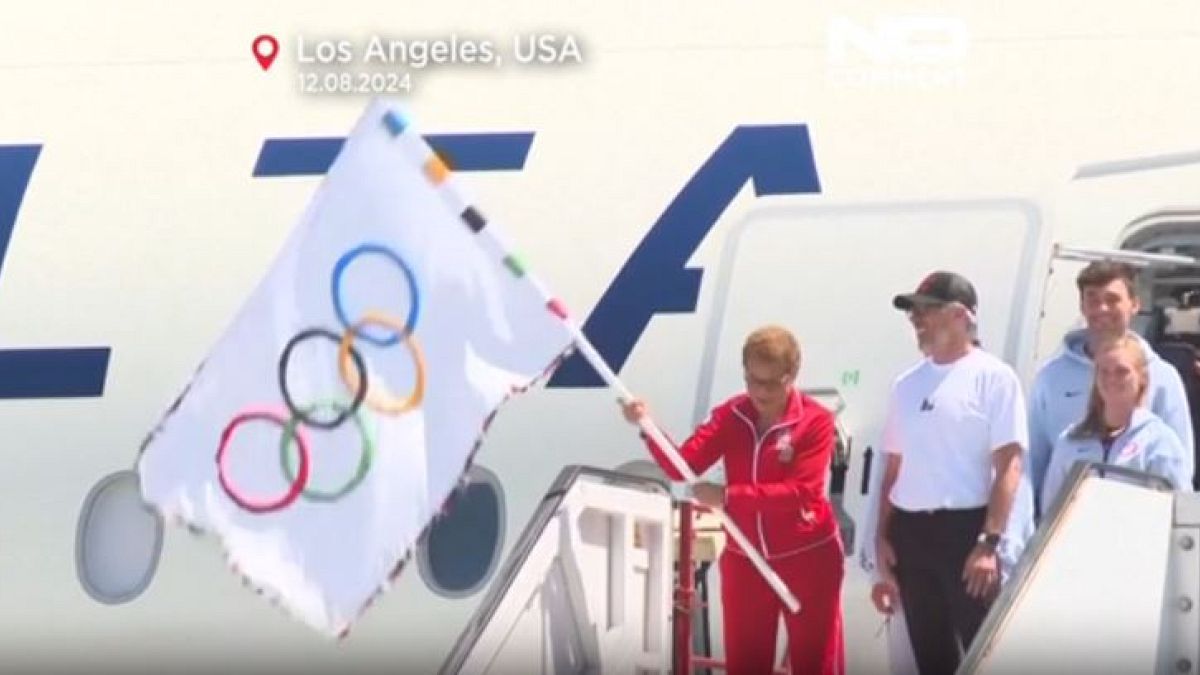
[884,348,1028,511]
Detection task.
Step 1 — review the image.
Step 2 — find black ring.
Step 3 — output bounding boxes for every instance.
[278,328,367,429]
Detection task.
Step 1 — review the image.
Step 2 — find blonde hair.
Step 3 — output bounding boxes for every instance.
[742,325,801,376]
[1070,334,1149,439]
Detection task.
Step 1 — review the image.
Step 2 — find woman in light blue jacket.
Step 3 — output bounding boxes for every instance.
[1041,333,1191,511]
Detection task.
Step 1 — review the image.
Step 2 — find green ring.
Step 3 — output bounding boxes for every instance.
[280,400,375,502]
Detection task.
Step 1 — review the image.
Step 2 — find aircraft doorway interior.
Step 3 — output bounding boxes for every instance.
[1124,210,1200,489]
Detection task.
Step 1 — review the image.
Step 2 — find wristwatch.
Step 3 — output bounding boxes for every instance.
[977,532,1001,551]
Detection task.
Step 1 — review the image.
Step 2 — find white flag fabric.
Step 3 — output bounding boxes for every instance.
[137,99,574,636]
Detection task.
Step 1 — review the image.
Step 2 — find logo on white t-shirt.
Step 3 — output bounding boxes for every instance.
[888,349,1026,511]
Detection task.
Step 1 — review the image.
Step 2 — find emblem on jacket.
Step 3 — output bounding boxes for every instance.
[776,432,794,463]
[1117,442,1141,462]
[920,398,935,412]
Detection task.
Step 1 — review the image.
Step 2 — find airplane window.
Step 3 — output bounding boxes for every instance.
[417,465,505,598]
[75,470,163,604]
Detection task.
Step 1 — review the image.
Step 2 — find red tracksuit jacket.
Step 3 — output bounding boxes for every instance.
[642,388,838,559]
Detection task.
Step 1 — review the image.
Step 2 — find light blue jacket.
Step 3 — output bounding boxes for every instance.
[1041,408,1191,511]
[1028,329,1193,509]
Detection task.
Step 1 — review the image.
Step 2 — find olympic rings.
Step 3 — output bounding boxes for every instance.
[339,310,427,415]
[217,408,312,514]
[279,328,368,430]
[220,242,428,515]
[332,244,421,348]
[279,400,375,502]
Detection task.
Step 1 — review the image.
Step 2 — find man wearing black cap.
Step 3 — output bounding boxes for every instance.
[869,271,1027,675]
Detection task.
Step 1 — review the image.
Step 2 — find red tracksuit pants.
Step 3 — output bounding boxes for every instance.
[718,535,845,675]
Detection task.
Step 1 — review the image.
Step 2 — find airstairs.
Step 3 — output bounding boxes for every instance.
[440,467,676,675]
[441,461,1200,675]
[961,462,1199,675]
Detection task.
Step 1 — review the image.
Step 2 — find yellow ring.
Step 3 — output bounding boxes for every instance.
[339,310,427,415]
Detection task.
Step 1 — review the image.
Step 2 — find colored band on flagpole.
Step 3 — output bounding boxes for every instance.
[382,110,408,137]
[546,298,568,320]
[424,155,450,185]
[460,207,486,233]
[502,255,525,278]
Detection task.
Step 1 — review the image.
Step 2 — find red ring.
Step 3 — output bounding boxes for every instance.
[217,408,311,514]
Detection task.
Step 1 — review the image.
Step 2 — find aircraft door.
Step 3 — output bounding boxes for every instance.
[691,197,1047,558]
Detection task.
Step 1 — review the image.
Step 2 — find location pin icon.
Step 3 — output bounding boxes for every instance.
[252,35,279,71]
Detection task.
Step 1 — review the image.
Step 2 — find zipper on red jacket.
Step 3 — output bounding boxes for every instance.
[732,407,793,558]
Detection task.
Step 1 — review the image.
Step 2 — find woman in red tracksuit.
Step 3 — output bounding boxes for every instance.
[621,325,844,675]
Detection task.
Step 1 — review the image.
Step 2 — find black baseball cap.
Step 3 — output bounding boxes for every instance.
[892,271,978,312]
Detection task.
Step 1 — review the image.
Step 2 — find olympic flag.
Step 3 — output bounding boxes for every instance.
[136,100,574,636]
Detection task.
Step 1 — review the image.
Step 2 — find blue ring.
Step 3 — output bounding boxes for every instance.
[332,244,420,347]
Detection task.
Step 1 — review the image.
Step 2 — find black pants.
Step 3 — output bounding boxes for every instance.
[889,506,992,675]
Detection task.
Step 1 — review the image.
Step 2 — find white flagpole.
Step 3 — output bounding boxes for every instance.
[553,323,801,614]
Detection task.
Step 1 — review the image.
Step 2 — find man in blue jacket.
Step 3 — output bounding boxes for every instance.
[1028,261,1194,514]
